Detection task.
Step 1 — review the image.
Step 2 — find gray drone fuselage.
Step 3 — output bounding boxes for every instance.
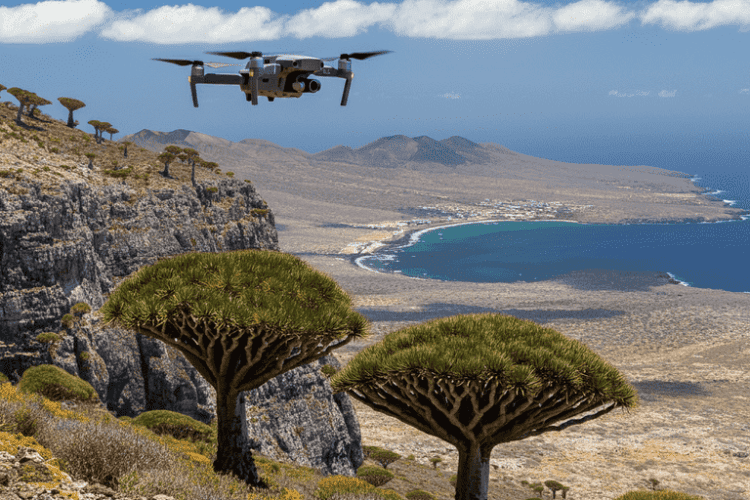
[188,55,354,106]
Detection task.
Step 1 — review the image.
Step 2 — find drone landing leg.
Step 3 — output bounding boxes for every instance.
[190,83,199,107]
[341,74,353,106]
[251,75,259,105]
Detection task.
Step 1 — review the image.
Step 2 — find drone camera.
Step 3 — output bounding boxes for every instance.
[305,79,321,93]
[338,59,351,72]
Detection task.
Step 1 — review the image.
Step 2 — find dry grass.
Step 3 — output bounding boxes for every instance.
[0,377,706,500]
[0,101,232,194]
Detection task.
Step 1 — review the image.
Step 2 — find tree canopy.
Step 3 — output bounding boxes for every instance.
[331,313,639,500]
[26,94,51,117]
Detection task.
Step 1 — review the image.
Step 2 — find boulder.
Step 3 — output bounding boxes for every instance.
[0,176,363,476]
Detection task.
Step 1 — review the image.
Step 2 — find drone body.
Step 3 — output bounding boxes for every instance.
[153,50,391,107]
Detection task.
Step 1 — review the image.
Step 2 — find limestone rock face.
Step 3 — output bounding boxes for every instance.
[243,353,364,476]
[0,176,364,477]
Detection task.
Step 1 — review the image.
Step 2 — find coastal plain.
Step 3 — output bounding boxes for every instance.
[221,146,749,500]
[122,130,750,500]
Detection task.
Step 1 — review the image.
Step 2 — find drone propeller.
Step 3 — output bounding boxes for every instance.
[152,58,238,69]
[321,50,392,62]
[153,58,203,66]
[206,51,263,60]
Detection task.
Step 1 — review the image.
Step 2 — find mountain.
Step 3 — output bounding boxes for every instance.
[121,129,497,171]
[120,128,313,170]
[312,134,491,167]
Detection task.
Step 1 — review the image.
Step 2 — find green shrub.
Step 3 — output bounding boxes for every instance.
[320,364,337,378]
[16,364,99,406]
[226,171,234,177]
[35,332,62,344]
[207,187,218,193]
[60,313,75,329]
[356,465,394,487]
[449,474,456,488]
[362,446,401,469]
[103,167,132,179]
[70,302,91,317]
[429,457,441,469]
[314,475,401,500]
[251,208,269,217]
[128,409,216,445]
[405,489,435,500]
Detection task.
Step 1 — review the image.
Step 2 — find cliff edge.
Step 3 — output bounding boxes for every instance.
[0,104,363,477]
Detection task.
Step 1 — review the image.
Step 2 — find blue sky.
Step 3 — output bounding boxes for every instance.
[1,0,749,154]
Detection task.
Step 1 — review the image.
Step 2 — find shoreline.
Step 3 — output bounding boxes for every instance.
[337,211,748,289]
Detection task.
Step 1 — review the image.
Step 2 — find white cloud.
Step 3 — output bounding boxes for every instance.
[286,0,396,38]
[386,0,633,39]
[4,0,750,44]
[608,90,651,97]
[0,0,111,43]
[388,0,553,39]
[658,89,677,97]
[553,0,637,32]
[641,0,750,31]
[442,92,461,99]
[101,4,285,43]
[740,88,750,94]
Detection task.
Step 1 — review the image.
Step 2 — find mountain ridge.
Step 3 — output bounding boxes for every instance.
[120,129,502,169]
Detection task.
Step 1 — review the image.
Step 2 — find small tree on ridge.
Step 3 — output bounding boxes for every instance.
[58,97,85,128]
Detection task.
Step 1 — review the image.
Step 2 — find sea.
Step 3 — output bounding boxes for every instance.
[354,130,750,294]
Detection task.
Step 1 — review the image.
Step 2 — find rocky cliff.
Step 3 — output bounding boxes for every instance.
[0,121,363,476]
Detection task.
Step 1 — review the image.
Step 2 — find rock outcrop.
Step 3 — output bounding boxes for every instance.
[0,174,363,476]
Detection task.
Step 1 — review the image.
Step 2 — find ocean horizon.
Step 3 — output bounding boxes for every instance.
[352,130,750,294]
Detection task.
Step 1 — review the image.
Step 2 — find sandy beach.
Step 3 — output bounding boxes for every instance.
[251,182,750,500]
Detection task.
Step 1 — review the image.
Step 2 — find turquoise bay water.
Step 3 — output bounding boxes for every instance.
[357,218,750,293]
[354,131,750,293]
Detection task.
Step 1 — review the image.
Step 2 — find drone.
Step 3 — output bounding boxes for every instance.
[152,50,392,107]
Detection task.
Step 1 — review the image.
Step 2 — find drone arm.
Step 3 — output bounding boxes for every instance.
[196,74,243,85]
[341,73,353,106]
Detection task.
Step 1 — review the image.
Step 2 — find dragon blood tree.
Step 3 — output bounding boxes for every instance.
[100,249,371,489]
[58,97,85,128]
[330,313,639,500]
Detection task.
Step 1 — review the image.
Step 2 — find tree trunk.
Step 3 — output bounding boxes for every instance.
[191,161,196,186]
[66,109,75,128]
[161,162,170,178]
[213,389,263,489]
[15,104,24,123]
[124,145,128,158]
[454,441,492,500]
